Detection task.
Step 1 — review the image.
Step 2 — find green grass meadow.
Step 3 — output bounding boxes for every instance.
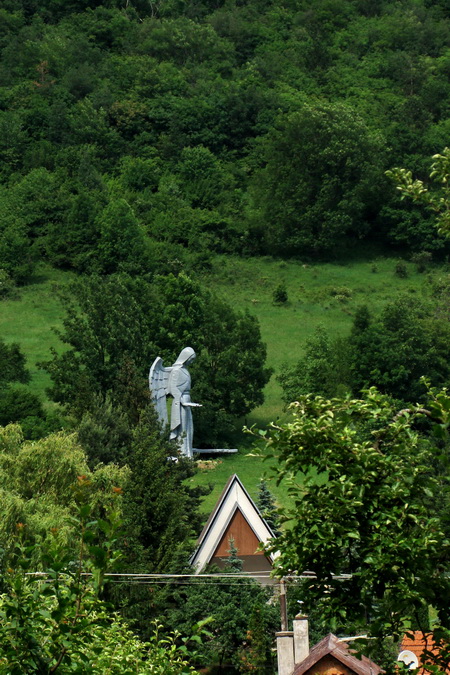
[0,267,75,402]
[203,255,435,426]
[0,256,442,514]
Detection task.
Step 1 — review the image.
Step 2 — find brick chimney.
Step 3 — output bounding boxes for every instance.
[276,631,295,675]
[293,614,309,664]
[276,616,309,675]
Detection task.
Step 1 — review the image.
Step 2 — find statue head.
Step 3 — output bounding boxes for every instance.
[174,347,196,367]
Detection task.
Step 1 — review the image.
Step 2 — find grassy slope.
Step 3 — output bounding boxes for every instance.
[203,255,429,419]
[0,267,75,402]
[194,255,433,513]
[0,256,437,515]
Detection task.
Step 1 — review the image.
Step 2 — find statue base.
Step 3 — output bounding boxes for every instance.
[193,448,238,455]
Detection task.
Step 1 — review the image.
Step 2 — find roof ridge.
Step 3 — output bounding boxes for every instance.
[189,474,276,571]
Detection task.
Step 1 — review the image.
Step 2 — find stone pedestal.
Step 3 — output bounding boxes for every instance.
[193,448,238,454]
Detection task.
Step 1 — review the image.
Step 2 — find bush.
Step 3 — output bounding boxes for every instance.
[329,286,352,298]
[273,283,288,304]
[19,412,66,440]
[411,251,432,273]
[0,270,18,300]
[0,388,44,426]
[394,261,408,278]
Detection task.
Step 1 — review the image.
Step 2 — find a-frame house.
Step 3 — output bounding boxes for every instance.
[190,474,277,580]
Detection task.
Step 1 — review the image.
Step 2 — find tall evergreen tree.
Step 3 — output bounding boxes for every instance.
[256,479,280,537]
[165,539,278,672]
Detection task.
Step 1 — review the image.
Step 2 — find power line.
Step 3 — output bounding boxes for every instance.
[25,571,353,585]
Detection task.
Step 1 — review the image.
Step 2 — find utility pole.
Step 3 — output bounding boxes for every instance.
[279,578,288,631]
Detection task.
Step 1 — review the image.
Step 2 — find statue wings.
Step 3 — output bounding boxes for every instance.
[149,357,172,429]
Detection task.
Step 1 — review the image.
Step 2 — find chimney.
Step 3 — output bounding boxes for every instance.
[276,631,295,675]
[293,614,309,665]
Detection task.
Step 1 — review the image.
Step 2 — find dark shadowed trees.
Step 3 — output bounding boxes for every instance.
[42,272,271,446]
[249,102,386,257]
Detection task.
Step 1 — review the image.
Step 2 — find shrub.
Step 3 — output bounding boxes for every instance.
[0,388,44,426]
[273,283,288,304]
[411,251,432,273]
[394,261,408,278]
[19,413,66,441]
[329,286,352,298]
[0,270,18,300]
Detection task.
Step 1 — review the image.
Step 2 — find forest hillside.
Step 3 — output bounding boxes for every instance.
[2,1,450,673]
[2,0,450,493]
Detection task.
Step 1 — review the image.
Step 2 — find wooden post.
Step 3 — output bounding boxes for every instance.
[280,579,288,631]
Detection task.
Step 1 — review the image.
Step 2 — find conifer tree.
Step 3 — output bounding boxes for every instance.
[256,479,280,536]
[223,536,243,572]
[237,604,275,674]
[165,536,278,670]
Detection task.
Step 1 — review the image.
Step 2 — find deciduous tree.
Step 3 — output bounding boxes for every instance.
[249,102,385,256]
[387,147,450,237]
[0,478,200,674]
[263,388,450,672]
[42,273,271,446]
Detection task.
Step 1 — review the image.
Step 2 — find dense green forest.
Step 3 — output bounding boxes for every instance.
[2,0,450,284]
[2,0,450,672]
[3,0,450,436]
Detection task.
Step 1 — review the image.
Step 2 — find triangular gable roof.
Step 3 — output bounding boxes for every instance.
[190,474,276,572]
[293,634,383,675]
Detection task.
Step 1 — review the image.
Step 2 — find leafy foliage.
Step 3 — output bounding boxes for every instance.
[349,299,450,400]
[249,102,386,256]
[0,420,210,665]
[166,547,277,672]
[0,339,29,389]
[272,283,288,304]
[279,298,450,404]
[0,387,44,426]
[5,0,450,667]
[387,148,450,237]
[264,388,450,671]
[236,603,275,674]
[0,424,129,561]
[1,0,450,282]
[42,273,271,446]
[0,339,54,436]
[278,326,351,403]
[0,481,200,674]
[119,407,207,573]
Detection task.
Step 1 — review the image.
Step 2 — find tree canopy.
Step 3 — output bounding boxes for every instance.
[279,296,450,404]
[249,102,386,257]
[263,387,450,672]
[4,0,450,669]
[0,471,201,674]
[387,147,450,238]
[43,272,271,446]
[2,0,450,285]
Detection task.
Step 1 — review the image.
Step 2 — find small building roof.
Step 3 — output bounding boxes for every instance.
[293,633,383,675]
[190,474,276,573]
[400,631,450,673]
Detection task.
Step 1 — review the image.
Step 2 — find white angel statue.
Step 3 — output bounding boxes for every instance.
[149,347,202,458]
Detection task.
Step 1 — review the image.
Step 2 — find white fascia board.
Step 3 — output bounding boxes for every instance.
[191,476,276,572]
